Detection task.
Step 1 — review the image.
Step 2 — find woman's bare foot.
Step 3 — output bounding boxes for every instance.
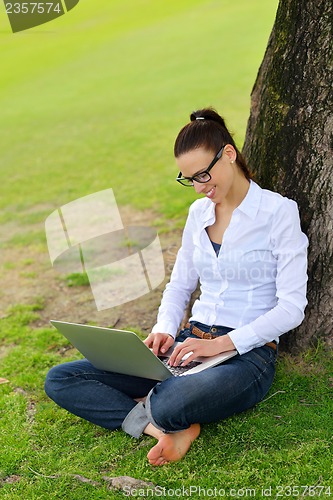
[144,423,200,466]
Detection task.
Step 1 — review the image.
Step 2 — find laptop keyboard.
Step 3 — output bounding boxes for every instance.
[160,358,201,376]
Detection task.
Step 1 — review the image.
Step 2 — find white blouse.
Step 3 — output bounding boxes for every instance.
[152,181,308,355]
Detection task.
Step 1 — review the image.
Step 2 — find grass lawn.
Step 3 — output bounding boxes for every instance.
[1,304,332,498]
[0,0,278,224]
[1,0,332,498]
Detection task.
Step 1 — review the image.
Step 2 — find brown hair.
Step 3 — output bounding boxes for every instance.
[174,107,252,181]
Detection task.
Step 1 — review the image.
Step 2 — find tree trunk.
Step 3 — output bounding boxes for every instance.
[242,0,333,351]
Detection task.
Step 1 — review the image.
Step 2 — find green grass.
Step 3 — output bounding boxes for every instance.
[64,272,90,287]
[0,0,278,230]
[3,1,332,498]
[1,304,332,498]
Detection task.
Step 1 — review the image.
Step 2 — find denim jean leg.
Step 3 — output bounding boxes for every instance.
[45,359,158,431]
[145,346,276,433]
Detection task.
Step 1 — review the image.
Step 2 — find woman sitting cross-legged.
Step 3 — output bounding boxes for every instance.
[45,108,308,466]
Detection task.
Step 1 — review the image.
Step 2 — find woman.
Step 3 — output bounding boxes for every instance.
[45,108,308,466]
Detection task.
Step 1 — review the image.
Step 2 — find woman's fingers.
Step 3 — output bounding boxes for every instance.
[144,333,175,356]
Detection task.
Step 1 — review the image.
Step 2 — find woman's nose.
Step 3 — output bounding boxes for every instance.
[193,181,207,194]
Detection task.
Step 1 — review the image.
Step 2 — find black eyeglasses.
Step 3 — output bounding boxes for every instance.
[176,146,224,187]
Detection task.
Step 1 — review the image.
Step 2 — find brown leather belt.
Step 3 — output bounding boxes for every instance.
[185,322,277,351]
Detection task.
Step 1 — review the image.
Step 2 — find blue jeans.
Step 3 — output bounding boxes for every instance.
[44,322,277,438]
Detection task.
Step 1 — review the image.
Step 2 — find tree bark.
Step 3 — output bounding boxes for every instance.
[243,0,333,351]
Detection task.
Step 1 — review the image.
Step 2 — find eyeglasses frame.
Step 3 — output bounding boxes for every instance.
[176,146,225,187]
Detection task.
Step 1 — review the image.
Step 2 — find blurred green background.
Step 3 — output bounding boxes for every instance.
[0,0,278,230]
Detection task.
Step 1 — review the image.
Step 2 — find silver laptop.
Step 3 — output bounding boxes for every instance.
[50,320,237,381]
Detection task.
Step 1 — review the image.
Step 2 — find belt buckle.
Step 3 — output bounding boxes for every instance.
[203,332,214,340]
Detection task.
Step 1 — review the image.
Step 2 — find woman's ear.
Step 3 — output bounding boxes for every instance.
[223,144,237,163]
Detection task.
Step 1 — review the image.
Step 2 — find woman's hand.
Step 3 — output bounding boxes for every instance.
[168,335,236,367]
[144,332,175,356]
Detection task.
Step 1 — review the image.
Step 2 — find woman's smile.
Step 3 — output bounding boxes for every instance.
[204,186,216,199]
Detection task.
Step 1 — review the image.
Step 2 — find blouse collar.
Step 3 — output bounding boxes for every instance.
[199,180,262,223]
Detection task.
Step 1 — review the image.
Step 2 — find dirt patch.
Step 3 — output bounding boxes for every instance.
[0,475,21,486]
[0,206,183,335]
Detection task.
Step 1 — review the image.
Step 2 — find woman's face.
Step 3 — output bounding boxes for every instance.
[175,146,237,204]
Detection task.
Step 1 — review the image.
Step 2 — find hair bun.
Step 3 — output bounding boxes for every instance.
[190,107,227,128]
[190,111,212,121]
[190,111,200,121]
